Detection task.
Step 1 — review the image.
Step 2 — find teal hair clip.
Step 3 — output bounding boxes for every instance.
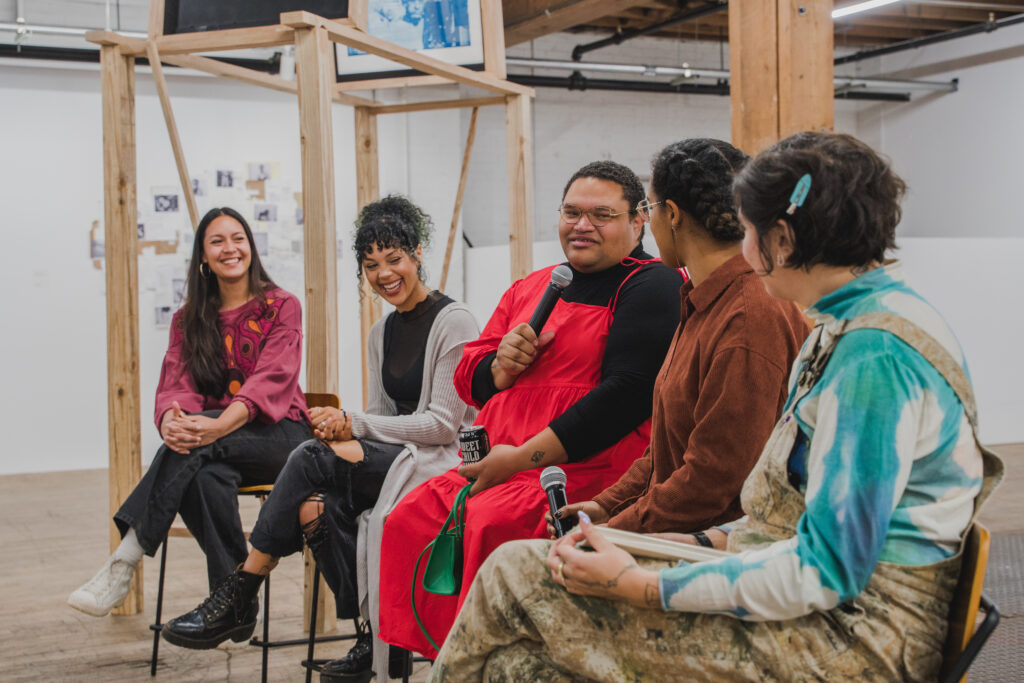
[786,174,812,215]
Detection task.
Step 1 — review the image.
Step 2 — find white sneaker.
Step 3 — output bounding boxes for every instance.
[68,556,135,617]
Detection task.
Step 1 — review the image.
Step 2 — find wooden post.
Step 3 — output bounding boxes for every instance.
[147,0,165,38]
[146,41,200,230]
[293,21,338,634]
[480,0,506,79]
[504,94,533,281]
[354,106,382,407]
[778,0,834,139]
[440,107,479,293]
[100,43,143,616]
[729,0,833,154]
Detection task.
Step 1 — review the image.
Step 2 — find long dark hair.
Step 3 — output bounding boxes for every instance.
[181,207,276,397]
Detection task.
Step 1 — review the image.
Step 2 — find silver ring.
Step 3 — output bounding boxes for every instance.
[320,421,327,430]
[557,561,566,584]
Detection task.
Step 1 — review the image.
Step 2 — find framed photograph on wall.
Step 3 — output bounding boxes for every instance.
[335,0,484,81]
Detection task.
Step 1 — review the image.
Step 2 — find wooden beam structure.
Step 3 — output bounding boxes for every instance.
[159,52,379,107]
[729,0,833,155]
[481,0,507,78]
[504,0,651,46]
[338,74,450,92]
[293,21,341,633]
[89,7,533,619]
[99,41,143,616]
[354,106,382,407]
[147,0,165,39]
[283,12,533,97]
[146,41,199,230]
[505,94,534,281]
[440,107,480,293]
[778,0,833,141]
[372,95,505,116]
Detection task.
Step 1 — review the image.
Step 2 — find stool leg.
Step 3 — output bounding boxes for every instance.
[150,536,169,677]
[261,574,270,683]
[305,565,321,683]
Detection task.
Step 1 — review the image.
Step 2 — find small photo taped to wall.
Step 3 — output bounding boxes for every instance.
[155,194,179,213]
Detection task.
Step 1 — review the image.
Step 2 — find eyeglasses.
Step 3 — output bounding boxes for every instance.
[557,205,630,227]
[635,199,663,221]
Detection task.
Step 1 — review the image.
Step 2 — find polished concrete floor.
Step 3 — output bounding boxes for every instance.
[1,443,1020,681]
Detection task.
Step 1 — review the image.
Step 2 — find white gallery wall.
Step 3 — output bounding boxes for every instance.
[0,22,1021,476]
[0,58,466,475]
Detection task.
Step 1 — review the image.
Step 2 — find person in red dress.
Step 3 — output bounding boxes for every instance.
[377,161,683,662]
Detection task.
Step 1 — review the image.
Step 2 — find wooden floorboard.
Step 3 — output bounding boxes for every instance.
[2,444,1020,680]
[0,468,430,682]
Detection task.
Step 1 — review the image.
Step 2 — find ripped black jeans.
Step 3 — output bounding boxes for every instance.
[114,414,309,590]
[248,438,403,619]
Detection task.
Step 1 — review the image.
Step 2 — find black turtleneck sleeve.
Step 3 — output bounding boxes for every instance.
[470,246,683,461]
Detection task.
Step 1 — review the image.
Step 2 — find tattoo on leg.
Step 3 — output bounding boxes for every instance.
[530,450,544,464]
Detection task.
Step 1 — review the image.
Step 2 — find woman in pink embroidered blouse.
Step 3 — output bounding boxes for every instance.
[69,207,310,617]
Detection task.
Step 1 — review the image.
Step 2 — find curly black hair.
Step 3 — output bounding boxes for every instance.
[561,160,647,241]
[650,138,749,243]
[352,194,433,282]
[733,132,904,274]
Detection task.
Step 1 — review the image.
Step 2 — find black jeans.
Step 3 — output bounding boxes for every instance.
[248,438,403,619]
[114,412,310,589]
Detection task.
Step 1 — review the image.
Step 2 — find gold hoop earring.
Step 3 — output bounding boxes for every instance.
[776,254,784,267]
[200,262,210,277]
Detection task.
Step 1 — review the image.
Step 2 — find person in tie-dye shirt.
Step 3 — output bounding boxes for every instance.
[427,133,1002,682]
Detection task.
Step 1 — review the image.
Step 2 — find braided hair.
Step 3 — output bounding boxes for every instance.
[650,139,749,243]
[352,194,433,283]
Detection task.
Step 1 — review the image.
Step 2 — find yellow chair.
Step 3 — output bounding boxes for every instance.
[939,523,1000,683]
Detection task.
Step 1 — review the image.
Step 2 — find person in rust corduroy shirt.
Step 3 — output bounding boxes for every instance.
[593,253,808,532]
[553,139,809,537]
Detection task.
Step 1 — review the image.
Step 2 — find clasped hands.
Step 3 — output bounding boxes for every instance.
[308,406,353,442]
[160,401,226,454]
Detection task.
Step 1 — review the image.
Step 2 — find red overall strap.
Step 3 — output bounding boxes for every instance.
[611,256,661,314]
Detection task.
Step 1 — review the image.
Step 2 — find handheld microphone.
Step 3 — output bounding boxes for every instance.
[540,466,571,538]
[527,265,573,334]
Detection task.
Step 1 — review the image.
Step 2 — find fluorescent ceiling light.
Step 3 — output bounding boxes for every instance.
[832,0,902,19]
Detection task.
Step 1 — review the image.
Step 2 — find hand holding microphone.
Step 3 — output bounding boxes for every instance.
[493,265,572,389]
[544,499,609,539]
[540,466,611,538]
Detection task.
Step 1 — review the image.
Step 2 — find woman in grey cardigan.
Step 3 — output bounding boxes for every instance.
[160,196,478,681]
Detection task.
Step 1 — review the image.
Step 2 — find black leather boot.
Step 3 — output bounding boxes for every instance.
[161,567,263,650]
[320,627,373,683]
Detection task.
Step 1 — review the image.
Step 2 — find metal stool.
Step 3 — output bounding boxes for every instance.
[149,484,273,676]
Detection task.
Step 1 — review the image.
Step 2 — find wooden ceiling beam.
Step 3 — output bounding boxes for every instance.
[504,0,653,46]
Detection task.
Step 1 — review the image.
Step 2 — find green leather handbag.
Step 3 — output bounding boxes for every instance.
[412,483,473,650]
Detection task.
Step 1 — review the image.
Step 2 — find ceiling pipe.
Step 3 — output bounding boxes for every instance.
[0,22,146,39]
[508,73,914,101]
[507,57,957,93]
[509,73,729,95]
[571,1,727,61]
[835,11,1024,65]
[913,0,1024,11]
